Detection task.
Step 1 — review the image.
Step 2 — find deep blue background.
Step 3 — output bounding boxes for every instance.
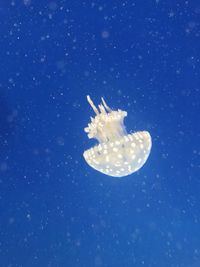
[0,1,200,267]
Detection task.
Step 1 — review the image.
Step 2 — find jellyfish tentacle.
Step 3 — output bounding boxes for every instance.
[98,104,107,114]
[101,97,112,112]
[87,95,99,115]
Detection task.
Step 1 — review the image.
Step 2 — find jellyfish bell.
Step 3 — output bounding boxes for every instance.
[83,96,152,177]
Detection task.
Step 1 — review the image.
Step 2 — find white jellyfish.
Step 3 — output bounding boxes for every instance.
[83,96,152,177]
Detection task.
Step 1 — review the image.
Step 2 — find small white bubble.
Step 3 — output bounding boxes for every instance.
[101,30,110,39]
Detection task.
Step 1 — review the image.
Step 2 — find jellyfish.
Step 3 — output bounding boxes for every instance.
[83,96,152,177]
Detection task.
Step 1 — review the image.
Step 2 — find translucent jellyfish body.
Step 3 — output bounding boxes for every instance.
[83,96,152,177]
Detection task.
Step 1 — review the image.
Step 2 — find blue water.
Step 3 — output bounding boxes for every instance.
[0,1,200,267]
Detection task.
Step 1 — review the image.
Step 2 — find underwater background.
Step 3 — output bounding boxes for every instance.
[0,1,200,267]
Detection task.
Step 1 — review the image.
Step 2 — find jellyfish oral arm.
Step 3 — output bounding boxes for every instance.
[87,95,99,115]
[85,95,127,143]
